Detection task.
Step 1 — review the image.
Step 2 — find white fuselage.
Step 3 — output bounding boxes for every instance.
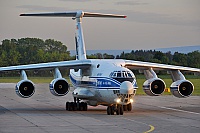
[69,59,138,106]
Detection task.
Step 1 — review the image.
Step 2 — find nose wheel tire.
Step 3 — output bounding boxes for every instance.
[107,104,123,115]
[116,105,123,115]
[127,103,132,111]
[123,105,127,111]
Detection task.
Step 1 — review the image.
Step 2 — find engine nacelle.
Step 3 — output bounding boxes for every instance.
[15,80,35,98]
[49,78,69,96]
[143,78,166,96]
[170,80,194,98]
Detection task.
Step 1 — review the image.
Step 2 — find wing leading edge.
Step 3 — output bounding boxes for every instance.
[0,60,91,72]
[125,60,200,73]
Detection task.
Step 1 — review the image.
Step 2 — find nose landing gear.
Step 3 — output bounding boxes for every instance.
[107,104,124,115]
[107,103,132,115]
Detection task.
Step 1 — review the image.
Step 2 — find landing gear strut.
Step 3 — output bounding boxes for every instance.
[123,103,132,111]
[66,98,87,111]
[107,104,124,115]
[107,103,132,115]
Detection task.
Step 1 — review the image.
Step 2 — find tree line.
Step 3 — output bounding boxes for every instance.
[0,38,71,66]
[0,38,199,76]
[0,38,71,76]
[88,49,200,68]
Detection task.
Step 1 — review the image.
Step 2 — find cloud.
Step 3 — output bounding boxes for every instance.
[115,1,148,6]
[59,0,93,2]
[89,9,200,27]
[17,5,200,28]
[17,5,70,12]
[125,11,200,27]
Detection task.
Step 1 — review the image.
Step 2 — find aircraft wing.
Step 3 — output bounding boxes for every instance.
[124,60,200,73]
[0,60,91,72]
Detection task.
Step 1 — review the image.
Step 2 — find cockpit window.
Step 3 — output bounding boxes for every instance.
[110,71,134,83]
[110,71,134,78]
[127,72,132,77]
[112,72,117,77]
[123,72,126,78]
[117,72,121,77]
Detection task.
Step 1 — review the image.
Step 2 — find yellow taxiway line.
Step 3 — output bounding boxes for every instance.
[144,125,155,133]
[121,117,155,133]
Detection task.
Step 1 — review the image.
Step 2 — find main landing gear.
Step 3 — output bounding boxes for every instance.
[107,103,132,115]
[66,98,87,111]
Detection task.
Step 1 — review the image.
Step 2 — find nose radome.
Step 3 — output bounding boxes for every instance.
[120,81,134,94]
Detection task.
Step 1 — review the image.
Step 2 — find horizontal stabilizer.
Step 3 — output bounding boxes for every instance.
[20,10,126,18]
[84,12,126,18]
[20,12,77,17]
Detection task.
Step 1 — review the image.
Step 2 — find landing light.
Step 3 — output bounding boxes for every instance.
[116,98,121,103]
[130,99,134,103]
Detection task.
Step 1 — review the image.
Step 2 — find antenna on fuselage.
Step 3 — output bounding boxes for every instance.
[20,10,127,60]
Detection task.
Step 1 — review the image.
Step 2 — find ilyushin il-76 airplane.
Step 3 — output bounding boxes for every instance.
[1,11,199,115]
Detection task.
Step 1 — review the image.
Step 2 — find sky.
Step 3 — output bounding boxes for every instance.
[0,0,200,50]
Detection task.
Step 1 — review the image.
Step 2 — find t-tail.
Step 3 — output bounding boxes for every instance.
[20,10,126,60]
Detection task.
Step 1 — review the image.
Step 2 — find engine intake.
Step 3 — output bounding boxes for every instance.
[49,78,69,96]
[170,80,194,98]
[143,78,166,96]
[15,80,35,98]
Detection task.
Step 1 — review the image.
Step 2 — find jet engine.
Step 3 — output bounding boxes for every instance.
[49,78,69,96]
[143,78,166,96]
[15,80,35,98]
[170,80,194,98]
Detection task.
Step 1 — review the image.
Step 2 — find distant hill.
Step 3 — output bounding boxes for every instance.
[70,50,131,56]
[70,45,200,56]
[156,45,200,54]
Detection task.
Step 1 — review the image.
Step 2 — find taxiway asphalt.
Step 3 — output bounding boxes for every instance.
[0,83,200,133]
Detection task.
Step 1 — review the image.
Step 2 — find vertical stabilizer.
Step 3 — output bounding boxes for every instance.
[75,11,87,60]
[20,10,126,60]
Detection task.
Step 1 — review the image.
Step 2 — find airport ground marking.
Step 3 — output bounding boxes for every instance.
[121,117,155,133]
[158,106,200,115]
[144,125,155,133]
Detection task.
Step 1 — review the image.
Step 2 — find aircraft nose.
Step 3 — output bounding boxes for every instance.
[120,81,134,94]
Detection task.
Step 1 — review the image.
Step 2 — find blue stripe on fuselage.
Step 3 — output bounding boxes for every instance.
[69,74,121,89]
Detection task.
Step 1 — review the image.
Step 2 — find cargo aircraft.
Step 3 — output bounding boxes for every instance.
[0,11,199,115]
